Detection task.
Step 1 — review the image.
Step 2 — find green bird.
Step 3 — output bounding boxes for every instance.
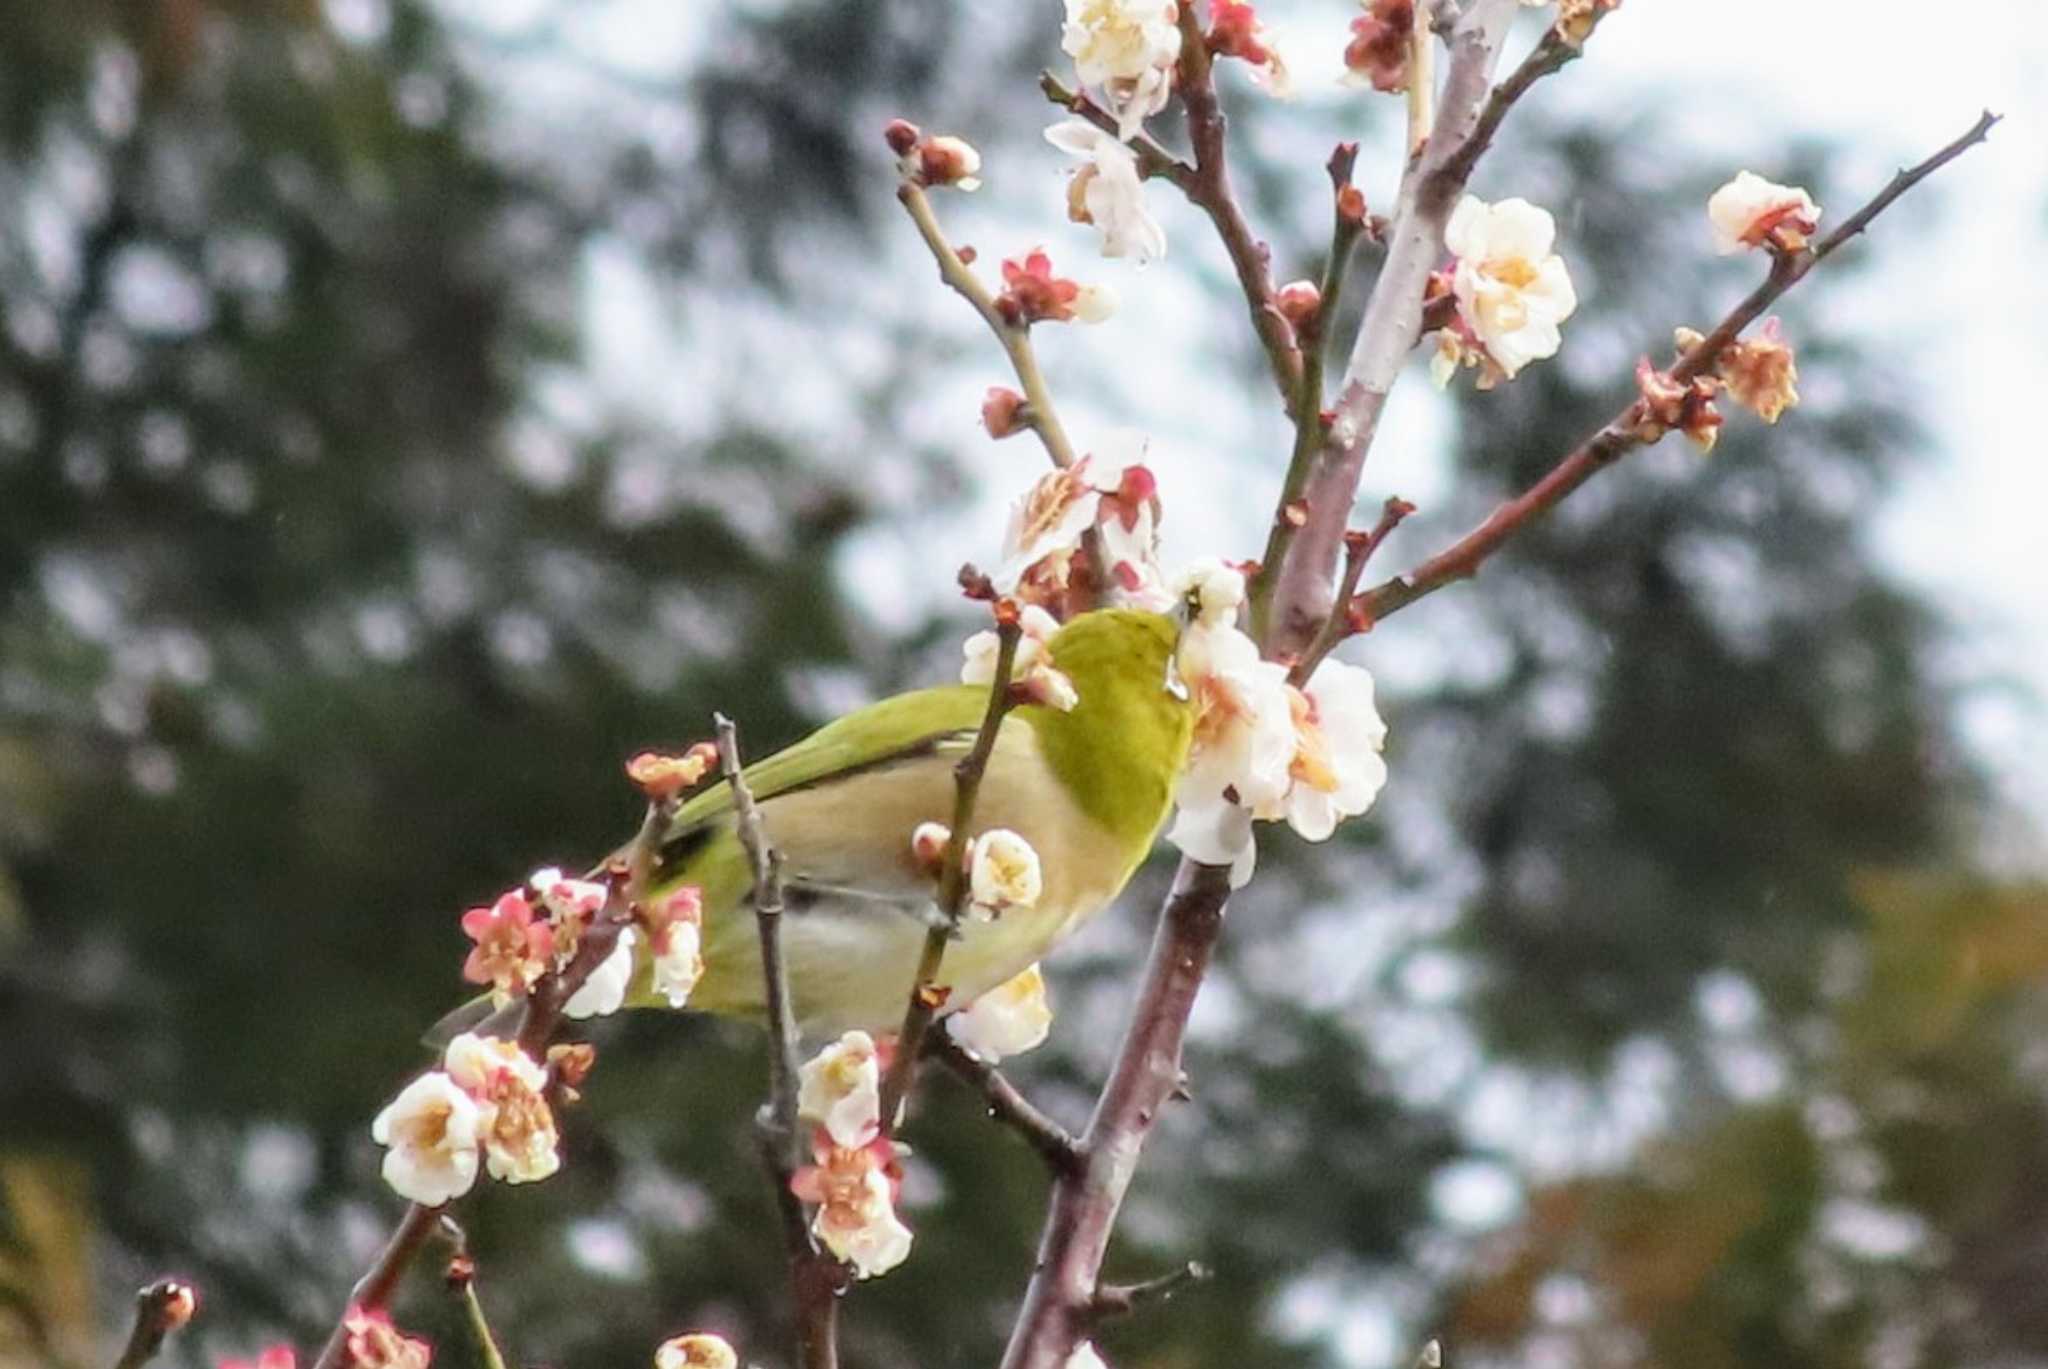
[435,608,1192,1042]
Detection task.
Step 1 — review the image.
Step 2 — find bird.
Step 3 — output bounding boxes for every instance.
[663,607,1191,1037]
[440,607,1193,1043]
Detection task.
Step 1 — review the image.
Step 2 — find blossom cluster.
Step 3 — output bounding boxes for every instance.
[790,1032,913,1278]
[909,821,1046,923]
[459,867,705,1018]
[1165,561,1390,884]
[995,451,1169,620]
[1430,195,1578,390]
[371,1031,560,1204]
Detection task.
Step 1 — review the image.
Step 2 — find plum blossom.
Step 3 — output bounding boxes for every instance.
[460,889,552,1003]
[444,1033,560,1185]
[1062,0,1181,141]
[1634,356,1724,452]
[1167,613,1294,883]
[370,1071,482,1206]
[1261,662,1388,841]
[1045,120,1166,264]
[1342,0,1413,93]
[625,742,719,800]
[341,1308,430,1369]
[791,1137,913,1279]
[645,886,705,1008]
[945,964,1053,1061]
[1707,171,1821,255]
[994,249,1116,327]
[1443,195,1577,381]
[654,1336,738,1369]
[968,829,1043,921]
[563,926,636,1020]
[962,602,1079,712]
[1709,318,1800,423]
[798,1031,883,1149]
[996,449,1168,614]
[1206,0,1291,96]
[1173,557,1246,628]
[1066,1345,1110,1369]
[1553,0,1620,45]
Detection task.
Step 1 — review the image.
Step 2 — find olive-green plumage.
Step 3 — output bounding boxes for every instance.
[626,608,1192,1037]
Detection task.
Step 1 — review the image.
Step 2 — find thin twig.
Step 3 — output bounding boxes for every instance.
[1438,13,1614,189]
[930,1032,1084,1178]
[1290,496,1416,686]
[1089,1262,1211,1322]
[1251,143,1367,641]
[1352,110,2001,629]
[1171,3,1303,408]
[878,610,1025,1126]
[110,1280,195,1369]
[1406,0,1437,158]
[438,1218,509,1369]
[716,714,842,1369]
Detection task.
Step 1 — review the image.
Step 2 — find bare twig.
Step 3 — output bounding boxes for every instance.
[1351,110,2001,629]
[878,609,1025,1126]
[930,1031,1084,1177]
[1406,0,1437,157]
[1438,12,1615,189]
[1290,496,1416,686]
[1171,3,1303,408]
[1090,1261,1211,1322]
[110,1280,196,1369]
[715,714,842,1369]
[1251,144,1369,641]
[438,1218,509,1369]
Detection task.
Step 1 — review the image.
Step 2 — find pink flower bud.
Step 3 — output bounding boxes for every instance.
[1275,279,1321,330]
[981,386,1028,439]
[917,135,982,191]
[882,119,921,157]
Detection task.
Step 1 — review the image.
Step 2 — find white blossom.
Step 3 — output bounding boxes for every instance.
[1707,171,1821,255]
[1170,558,1246,628]
[945,964,1053,1061]
[1062,0,1182,141]
[1264,661,1389,841]
[1444,195,1578,379]
[444,1032,560,1185]
[1066,1345,1111,1369]
[968,829,1044,921]
[1045,120,1166,264]
[654,1336,738,1369]
[651,917,703,1008]
[371,1071,482,1206]
[1167,618,1294,883]
[815,1167,913,1279]
[797,1031,883,1149]
[563,926,637,1019]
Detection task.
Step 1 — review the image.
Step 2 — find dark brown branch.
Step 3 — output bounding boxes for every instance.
[1039,71,1194,190]
[716,714,841,1369]
[1089,1261,1211,1322]
[1439,13,1615,188]
[110,1280,196,1369]
[1352,110,2000,630]
[999,860,1233,1369]
[930,1031,1084,1178]
[878,610,1024,1126]
[1171,3,1303,408]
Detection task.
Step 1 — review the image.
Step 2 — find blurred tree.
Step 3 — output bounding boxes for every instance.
[0,4,1995,1369]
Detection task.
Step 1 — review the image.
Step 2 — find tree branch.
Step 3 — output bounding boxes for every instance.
[1089,1261,1211,1323]
[930,1031,1084,1178]
[1171,3,1303,409]
[715,713,841,1369]
[1260,0,1523,657]
[1290,495,1415,686]
[110,1280,195,1369]
[1039,72,1195,191]
[878,609,1024,1126]
[998,860,1233,1369]
[1351,109,2001,629]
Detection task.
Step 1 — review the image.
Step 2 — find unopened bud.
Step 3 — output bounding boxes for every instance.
[1275,279,1321,330]
[957,563,997,601]
[882,119,922,157]
[547,1042,597,1090]
[992,596,1022,628]
[910,821,954,874]
[918,135,983,191]
[155,1282,198,1333]
[1336,184,1367,227]
[981,386,1028,439]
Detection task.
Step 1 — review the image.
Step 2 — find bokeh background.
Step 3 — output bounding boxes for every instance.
[4,2,2047,1367]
